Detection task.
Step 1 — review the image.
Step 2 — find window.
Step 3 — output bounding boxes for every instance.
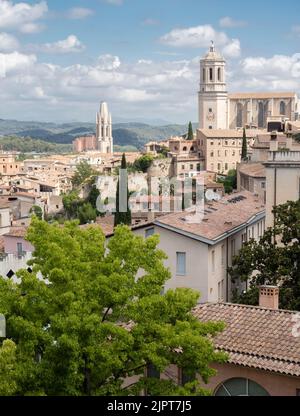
[225,141,228,145]
[145,228,155,238]
[225,163,228,170]
[183,146,187,151]
[212,250,215,273]
[209,125,213,129]
[231,239,236,257]
[209,108,212,113]
[176,252,186,276]
[261,182,266,189]
[218,280,224,301]
[280,101,286,115]
[225,150,228,157]
[218,150,220,157]
[17,242,23,256]
[218,163,221,171]
[210,141,214,146]
[210,152,214,157]
[209,68,213,81]
[221,245,225,266]
[218,67,221,81]
[241,233,247,244]
[215,378,269,396]
[232,151,235,156]
[202,68,206,82]
[146,364,160,379]
[182,165,185,170]
[190,164,194,170]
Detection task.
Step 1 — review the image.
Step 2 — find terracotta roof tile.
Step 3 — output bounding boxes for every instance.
[238,163,266,178]
[154,191,265,242]
[229,92,296,99]
[193,303,300,377]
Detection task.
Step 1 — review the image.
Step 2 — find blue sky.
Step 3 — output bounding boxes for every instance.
[0,0,300,123]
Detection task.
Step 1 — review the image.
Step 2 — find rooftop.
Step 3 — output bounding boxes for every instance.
[4,226,28,238]
[229,92,297,100]
[198,129,260,138]
[193,302,300,377]
[154,191,265,244]
[238,163,266,178]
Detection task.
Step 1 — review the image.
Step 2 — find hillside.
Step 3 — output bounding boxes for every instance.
[0,119,197,150]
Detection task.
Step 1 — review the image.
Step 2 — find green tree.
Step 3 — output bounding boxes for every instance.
[62,191,82,219]
[30,205,43,220]
[78,203,97,225]
[229,200,300,311]
[72,161,97,188]
[133,154,154,173]
[0,219,226,395]
[241,128,248,161]
[187,122,194,141]
[217,170,237,194]
[0,340,18,396]
[114,154,132,227]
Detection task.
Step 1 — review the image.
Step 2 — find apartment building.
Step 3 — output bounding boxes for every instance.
[133,191,265,303]
[197,129,256,175]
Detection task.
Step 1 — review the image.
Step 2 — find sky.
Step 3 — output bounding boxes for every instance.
[0,0,300,124]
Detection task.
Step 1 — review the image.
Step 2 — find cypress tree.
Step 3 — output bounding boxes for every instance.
[114,153,132,227]
[187,122,194,140]
[241,128,248,161]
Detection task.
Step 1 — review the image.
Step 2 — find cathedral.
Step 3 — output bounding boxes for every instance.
[198,42,299,130]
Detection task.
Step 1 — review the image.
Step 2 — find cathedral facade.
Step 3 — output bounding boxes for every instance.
[198,42,299,130]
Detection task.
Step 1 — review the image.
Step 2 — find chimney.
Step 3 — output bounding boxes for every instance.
[269,131,278,152]
[259,286,279,310]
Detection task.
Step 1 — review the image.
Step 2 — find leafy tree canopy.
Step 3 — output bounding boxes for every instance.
[72,161,97,188]
[30,205,43,220]
[0,219,226,396]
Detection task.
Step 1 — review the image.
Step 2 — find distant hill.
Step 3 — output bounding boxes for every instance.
[0,119,197,150]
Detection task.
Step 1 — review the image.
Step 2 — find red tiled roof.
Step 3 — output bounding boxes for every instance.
[193,303,300,377]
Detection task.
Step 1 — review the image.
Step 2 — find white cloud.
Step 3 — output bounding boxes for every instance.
[219,16,247,28]
[97,54,121,70]
[0,32,19,51]
[160,24,241,57]
[37,35,85,54]
[0,0,48,33]
[160,25,229,48]
[67,7,94,20]
[0,48,299,123]
[222,39,241,58]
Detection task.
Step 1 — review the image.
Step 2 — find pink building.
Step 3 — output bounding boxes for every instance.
[73,135,97,153]
[3,227,33,255]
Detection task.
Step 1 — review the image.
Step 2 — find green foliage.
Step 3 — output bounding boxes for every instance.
[30,205,43,220]
[187,122,194,141]
[229,200,300,311]
[217,170,237,194]
[241,128,248,161]
[0,340,18,396]
[62,191,82,220]
[78,203,97,225]
[0,219,226,395]
[132,154,154,173]
[0,136,72,154]
[114,154,132,226]
[72,161,97,188]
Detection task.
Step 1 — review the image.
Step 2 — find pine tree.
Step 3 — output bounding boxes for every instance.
[187,122,194,140]
[114,153,132,226]
[241,128,248,161]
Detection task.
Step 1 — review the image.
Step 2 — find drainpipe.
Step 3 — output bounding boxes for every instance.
[226,237,229,302]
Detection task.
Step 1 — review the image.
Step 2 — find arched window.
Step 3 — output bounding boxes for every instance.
[280,101,286,115]
[236,103,243,128]
[190,146,195,151]
[218,67,221,82]
[183,146,187,151]
[258,102,264,128]
[209,68,213,81]
[203,68,206,82]
[215,378,269,396]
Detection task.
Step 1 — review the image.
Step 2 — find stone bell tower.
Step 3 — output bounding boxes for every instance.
[96,102,113,154]
[198,41,228,129]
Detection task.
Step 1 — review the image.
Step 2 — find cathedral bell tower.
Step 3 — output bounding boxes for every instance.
[198,41,228,129]
[96,102,114,154]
